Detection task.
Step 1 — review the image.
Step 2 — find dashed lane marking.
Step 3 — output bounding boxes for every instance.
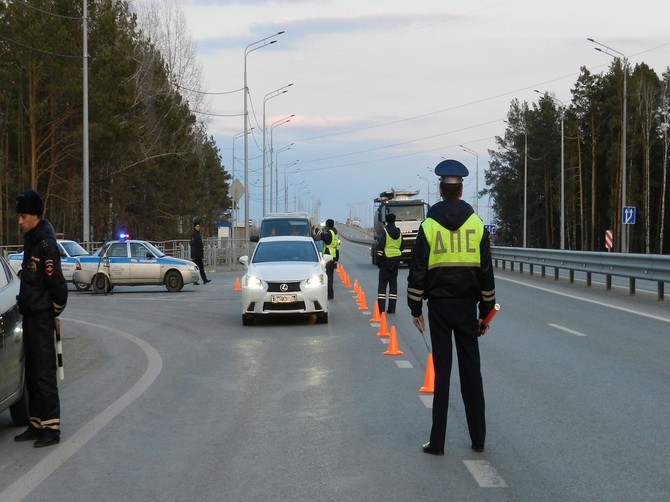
[548,323,588,337]
[395,360,413,368]
[419,395,433,408]
[463,460,508,488]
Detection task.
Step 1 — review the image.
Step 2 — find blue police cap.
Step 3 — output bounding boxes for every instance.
[434,159,469,184]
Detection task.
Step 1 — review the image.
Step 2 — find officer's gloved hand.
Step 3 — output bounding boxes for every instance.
[53,302,65,317]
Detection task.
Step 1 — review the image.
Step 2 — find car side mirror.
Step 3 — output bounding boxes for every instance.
[239,256,249,267]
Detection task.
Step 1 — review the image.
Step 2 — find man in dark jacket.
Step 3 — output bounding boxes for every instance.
[191,220,210,284]
[14,190,68,448]
[407,159,496,456]
[376,213,403,313]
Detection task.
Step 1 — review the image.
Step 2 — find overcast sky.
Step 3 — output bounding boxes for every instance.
[135,0,670,226]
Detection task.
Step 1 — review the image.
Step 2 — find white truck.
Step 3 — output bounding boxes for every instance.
[370,189,427,265]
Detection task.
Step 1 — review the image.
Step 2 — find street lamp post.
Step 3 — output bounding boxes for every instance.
[285,168,300,211]
[459,145,479,214]
[417,174,431,206]
[534,90,565,250]
[588,38,628,253]
[269,114,293,209]
[244,31,284,241]
[274,144,293,211]
[262,83,292,216]
[232,128,252,235]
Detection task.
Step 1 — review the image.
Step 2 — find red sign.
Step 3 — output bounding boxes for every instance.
[605,230,613,250]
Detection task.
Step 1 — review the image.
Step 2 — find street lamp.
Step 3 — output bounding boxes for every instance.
[262,83,292,216]
[459,145,479,214]
[285,167,300,211]
[534,90,565,250]
[274,144,294,211]
[269,114,293,209]
[244,31,284,240]
[417,174,431,206]
[588,38,628,253]
[232,128,252,234]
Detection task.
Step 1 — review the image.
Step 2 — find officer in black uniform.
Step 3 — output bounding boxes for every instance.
[375,213,403,314]
[407,159,496,455]
[14,190,68,448]
[320,219,339,299]
[191,220,211,284]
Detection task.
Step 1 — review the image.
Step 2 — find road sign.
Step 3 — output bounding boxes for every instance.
[230,178,245,202]
[484,224,497,235]
[622,206,636,225]
[605,229,613,250]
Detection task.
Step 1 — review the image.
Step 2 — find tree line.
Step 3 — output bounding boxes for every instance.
[0,0,231,246]
[487,62,670,254]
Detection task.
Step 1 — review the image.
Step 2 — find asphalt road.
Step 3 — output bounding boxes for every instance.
[1,237,669,501]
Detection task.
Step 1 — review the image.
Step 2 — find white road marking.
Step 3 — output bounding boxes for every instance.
[0,319,163,502]
[463,460,508,488]
[548,323,588,337]
[395,360,413,368]
[419,395,433,408]
[380,339,389,345]
[498,276,670,324]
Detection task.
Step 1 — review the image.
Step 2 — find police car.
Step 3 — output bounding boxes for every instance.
[72,234,199,293]
[8,239,92,291]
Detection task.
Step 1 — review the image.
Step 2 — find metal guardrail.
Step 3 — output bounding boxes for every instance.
[492,246,670,300]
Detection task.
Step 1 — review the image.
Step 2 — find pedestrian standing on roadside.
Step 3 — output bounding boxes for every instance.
[14,190,68,448]
[191,220,211,284]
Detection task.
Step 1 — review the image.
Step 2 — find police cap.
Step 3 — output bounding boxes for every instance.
[434,159,469,184]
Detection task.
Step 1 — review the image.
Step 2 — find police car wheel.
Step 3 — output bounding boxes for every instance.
[93,274,109,294]
[165,270,183,292]
[74,281,90,292]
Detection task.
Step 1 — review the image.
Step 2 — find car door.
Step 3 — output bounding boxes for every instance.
[56,242,76,281]
[129,242,161,283]
[0,258,22,401]
[106,242,131,282]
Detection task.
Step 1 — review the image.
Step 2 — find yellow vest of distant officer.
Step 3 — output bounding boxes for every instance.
[325,229,339,257]
[422,213,483,268]
[384,229,402,258]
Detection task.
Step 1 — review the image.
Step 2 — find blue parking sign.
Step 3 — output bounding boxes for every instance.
[622,206,636,225]
[484,224,497,235]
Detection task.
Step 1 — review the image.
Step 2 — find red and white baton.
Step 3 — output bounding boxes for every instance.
[479,303,500,334]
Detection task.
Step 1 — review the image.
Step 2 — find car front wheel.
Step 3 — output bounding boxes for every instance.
[165,270,183,292]
[74,281,90,292]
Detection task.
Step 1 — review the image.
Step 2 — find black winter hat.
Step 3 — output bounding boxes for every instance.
[193,219,201,226]
[16,190,44,216]
[326,219,334,228]
[386,213,396,224]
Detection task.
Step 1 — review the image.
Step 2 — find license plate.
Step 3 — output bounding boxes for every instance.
[272,294,297,303]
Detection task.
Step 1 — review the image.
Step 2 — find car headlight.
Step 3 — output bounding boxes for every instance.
[305,274,324,288]
[244,275,264,289]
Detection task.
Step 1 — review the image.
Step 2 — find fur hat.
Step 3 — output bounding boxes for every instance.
[16,190,43,216]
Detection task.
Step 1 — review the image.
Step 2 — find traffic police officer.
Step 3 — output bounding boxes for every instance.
[14,190,68,448]
[376,213,403,313]
[320,219,339,299]
[407,159,496,455]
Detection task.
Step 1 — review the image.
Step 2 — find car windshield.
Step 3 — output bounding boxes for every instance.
[59,241,89,257]
[143,241,166,258]
[252,241,318,263]
[260,219,311,238]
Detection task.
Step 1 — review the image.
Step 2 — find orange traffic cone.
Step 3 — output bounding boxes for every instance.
[419,354,435,393]
[234,277,241,292]
[383,326,404,355]
[376,312,389,337]
[358,290,368,311]
[370,302,381,323]
[344,274,351,289]
[353,279,360,295]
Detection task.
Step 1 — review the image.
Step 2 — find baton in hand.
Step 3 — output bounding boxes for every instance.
[54,318,64,380]
[479,303,500,335]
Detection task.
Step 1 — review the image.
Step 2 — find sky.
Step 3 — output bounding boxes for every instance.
[134,0,670,227]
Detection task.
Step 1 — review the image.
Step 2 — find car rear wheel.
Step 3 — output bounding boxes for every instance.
[316,312,329,324]
[92,274,110,294]
[74,281,90,291]
[242,314,255,326]
[9,386,29,426]
[165,270,183,292]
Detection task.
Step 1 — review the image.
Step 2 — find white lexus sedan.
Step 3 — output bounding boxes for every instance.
[239,236,332,325]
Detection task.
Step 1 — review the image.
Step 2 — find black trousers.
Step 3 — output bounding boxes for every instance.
[23,310,60,432]
[325,260,336,298]
[427,299,485,449]
[377,258,400,313]
[194,258,208,282]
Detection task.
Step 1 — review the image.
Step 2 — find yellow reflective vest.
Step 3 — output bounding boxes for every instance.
[325,229,339,256]
[421,213,483,269]
[384,229,402,258]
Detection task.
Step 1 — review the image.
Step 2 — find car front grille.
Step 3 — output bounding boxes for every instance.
[267,282,301,292]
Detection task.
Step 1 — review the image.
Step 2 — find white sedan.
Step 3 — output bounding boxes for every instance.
[239,236,332,325]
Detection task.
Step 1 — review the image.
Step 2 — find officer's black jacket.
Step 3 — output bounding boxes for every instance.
[407,198,495,318]
[18,219,68,316]
[190,230,204,260]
